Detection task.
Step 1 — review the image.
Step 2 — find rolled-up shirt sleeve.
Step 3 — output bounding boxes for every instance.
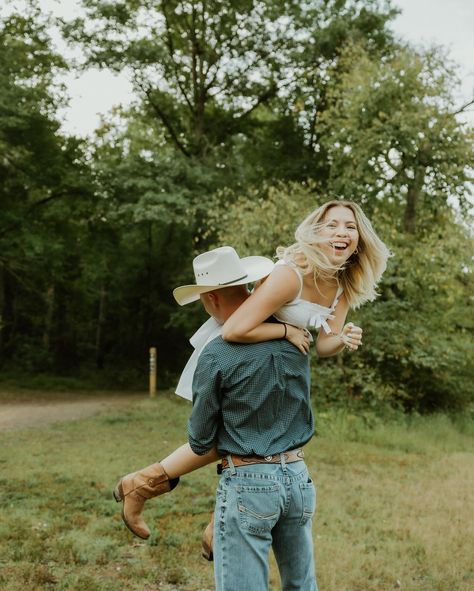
[188,348,222,455]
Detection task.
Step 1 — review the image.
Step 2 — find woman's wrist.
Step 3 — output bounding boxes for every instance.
[329,331,346,349]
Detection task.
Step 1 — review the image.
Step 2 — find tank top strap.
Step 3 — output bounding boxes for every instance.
[331,284,344,309]
[275,259,304,300]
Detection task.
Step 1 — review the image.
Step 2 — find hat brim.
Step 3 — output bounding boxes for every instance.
[173,256,274,306]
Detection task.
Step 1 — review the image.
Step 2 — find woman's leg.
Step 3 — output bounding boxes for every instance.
[160,444,219,560]
[160,443,220,478]
[114,443,219,539]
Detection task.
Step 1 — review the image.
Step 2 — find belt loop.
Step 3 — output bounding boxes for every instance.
[280,452,287,472]
[226,454,237,475]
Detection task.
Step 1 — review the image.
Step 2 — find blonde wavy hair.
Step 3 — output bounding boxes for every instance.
[276,200,391,309]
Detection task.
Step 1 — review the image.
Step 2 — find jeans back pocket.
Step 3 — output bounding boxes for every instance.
[299,480,316,525]
[237,483,280,535]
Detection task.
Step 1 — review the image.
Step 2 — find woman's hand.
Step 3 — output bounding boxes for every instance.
[285,324,311,355]
[340,322,363,351]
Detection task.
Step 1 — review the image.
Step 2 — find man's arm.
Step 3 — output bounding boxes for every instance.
[188,348,222,455]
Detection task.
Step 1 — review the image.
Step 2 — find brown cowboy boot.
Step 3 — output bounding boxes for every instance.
[113,462,179,539]
[201,514,214,561]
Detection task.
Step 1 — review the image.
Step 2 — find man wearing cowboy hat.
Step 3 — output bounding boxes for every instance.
[173,246,275,401]
[177,246,318,591]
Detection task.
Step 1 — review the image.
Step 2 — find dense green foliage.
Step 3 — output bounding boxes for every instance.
[0,1,472,410]
[0,9,95,372]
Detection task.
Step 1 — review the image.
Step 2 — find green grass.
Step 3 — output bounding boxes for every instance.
[0,391,473,590]
[0,369,145,393]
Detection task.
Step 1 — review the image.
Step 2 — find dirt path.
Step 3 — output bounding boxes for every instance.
[0,393,145,432]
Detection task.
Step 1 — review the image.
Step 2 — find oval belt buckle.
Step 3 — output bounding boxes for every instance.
[264,455,273,462]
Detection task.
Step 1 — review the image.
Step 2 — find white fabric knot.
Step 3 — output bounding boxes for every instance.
[308,312,335,334]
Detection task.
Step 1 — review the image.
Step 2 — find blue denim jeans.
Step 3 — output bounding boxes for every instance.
[213,459,318,591]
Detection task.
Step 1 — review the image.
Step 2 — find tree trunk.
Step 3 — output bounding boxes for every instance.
[95,284,107,369]
[42,285,55,350]
[145,222,154,347]
[53,283,77,371]
[190,3,207,156]
[403,167,425,234]
[0,262,4,365]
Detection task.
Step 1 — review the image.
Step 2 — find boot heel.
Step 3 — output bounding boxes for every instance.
[113,481,124,502]
[201,542,214,562]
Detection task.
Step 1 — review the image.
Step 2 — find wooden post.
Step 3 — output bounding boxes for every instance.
[149,347,157,397]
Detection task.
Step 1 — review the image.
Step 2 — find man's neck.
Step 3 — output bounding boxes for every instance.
[217,294,249,323]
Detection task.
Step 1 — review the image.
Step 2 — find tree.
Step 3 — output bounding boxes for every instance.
[318,43,474,233]
[0,9,94,371]
[63,1,397,173]
[351,207,474,411]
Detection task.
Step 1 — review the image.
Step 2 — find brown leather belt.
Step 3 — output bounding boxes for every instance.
[220,448,305,470]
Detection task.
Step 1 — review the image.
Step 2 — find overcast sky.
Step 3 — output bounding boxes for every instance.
[6,0,474,136]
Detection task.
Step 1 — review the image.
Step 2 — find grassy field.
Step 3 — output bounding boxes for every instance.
[0,391,473,591]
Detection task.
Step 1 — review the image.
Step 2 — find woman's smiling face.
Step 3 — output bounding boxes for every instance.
[318,205,359,264]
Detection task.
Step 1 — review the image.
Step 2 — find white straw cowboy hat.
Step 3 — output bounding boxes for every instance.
[173,246,274,306]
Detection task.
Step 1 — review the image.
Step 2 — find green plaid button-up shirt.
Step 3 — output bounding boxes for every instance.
[188,336,313,457]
